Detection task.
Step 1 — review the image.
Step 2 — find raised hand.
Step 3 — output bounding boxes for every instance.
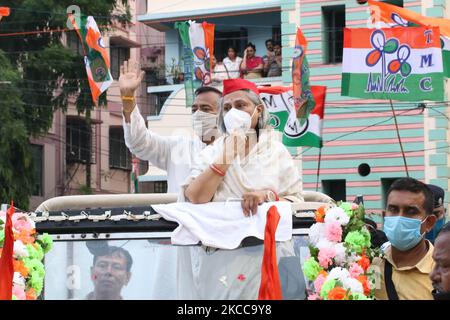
[119,59,145,97]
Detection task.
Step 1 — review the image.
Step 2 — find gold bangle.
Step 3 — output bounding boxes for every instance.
[121,96,135,101]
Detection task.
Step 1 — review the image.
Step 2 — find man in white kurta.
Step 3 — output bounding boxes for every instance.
[119,60,222,298]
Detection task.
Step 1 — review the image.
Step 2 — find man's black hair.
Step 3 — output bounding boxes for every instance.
[387,177,434,215]
[92,246,133,272]
[265,39,274,46]
[194,86,222,97]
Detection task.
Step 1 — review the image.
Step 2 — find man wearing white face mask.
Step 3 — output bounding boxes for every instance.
[119,60,222,194]
[372,177,437,300]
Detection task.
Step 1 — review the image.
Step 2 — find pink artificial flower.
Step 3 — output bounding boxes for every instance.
[314,274,327,293]
[325,221,342,243]
[12,214,33,233]
[307,293,321,300]
[349,263,364,278]
[351,203,359,210]
[12,286,26,300]
[318,247,336,268]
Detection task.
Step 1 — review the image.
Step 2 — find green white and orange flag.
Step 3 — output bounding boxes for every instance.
[368,0,450,77]
[0,7,10,22]
[341,26,444,101]
[175,21,214,107]
[292,28,315,121]
[67,14,113,105]
[259,85,327,148]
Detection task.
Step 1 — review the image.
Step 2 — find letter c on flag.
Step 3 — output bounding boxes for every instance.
[419,77,433,92]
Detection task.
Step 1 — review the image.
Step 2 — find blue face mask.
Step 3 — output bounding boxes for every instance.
[426,217,445,243]
[383,216,427,251]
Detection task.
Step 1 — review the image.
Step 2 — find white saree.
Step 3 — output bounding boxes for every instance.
[176,129,305,300]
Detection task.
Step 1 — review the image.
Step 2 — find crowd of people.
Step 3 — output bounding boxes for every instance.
[118,59,450,300]
[211,39,282,84]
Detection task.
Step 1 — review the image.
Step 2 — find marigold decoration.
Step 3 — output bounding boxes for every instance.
[0,210,53,300]
[303,202,382,300]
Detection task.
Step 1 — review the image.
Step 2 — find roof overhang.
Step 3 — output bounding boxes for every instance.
[109,35,141,48]
[138,1,281,31]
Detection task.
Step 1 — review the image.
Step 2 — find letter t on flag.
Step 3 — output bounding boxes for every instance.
[0,201,15,300]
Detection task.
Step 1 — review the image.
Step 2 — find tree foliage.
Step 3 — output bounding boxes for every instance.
[0,0,129,209]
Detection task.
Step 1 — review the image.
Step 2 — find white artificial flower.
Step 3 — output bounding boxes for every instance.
[13,272,26,289]
[328,267,351,283]
[324,207,350,226]
[334,243,347,266]
[347,252,360,264]
[13,240,29,259]
[343,277,364,294]
[316,238,335,250]
[308,223,326,246]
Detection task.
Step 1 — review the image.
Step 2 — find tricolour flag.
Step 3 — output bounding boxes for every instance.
[368,0,450,77]
[175,21,215,107]
[341,26,444,101]
[259,85,326,148]
[67,14,113,105]
[130,158,139,194]
[292,28,315,121]
[0,7,10,22]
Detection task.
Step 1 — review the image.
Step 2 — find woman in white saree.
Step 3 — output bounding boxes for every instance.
[178,79,305,299]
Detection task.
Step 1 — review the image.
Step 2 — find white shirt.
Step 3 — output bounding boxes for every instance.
[223,56,243,79]
[122,106,206,193]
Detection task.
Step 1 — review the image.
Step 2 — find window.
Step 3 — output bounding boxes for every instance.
[381,177,403,209]
[30,144,43,197]
[148,91,171,116]
[110,46,130,80]
[109,127,131,170]
[66,118,95,164]
[272,25,281,44]
[323,5,345,64]
[66,31,84,55]
[214,28,248,61]
[322,179,346,202]
[153,181,168,193]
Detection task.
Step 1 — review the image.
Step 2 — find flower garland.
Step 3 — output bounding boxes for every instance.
[0,210,53,300]
[303,202,381,300]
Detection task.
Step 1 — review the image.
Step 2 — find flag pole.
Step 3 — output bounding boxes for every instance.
[315,147,322,192]
[389,99,409,177]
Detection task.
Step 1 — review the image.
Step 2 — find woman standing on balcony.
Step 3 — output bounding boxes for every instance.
[222,46,242,79]
[240,43,264,79]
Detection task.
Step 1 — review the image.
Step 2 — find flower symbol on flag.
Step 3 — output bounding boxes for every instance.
[387,45,412,77]
[391,13,409,27]
[365,30,399,67]
[192,46,211,82]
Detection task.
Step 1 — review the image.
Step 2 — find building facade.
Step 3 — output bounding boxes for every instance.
[133,0,448,222]
[29,0,165,210]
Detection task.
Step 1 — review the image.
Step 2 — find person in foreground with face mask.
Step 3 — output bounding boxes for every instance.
[372,177,437,300]
[177,79,304,299]
[425,184,447,243]
[430,222,450,300]
[119,59,222,193]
